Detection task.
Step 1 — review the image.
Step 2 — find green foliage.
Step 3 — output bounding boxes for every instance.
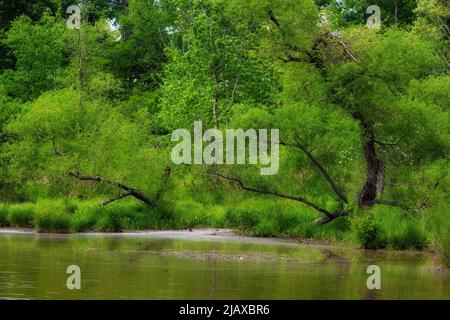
[326,0,417,28]
[0,203,9,227]
[352,213,387,249]
[34,211,71,233]
[1,13,72,100]
[0,0,448,266]
[95,206,123,232]
[7,203,36,227]
[390,223,428,250]
[374,206,428,250]
[423,204,450,267]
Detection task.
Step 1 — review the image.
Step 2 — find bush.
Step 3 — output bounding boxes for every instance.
[352,214,387,249]
[7,203,36,227]
[369,205,429,251]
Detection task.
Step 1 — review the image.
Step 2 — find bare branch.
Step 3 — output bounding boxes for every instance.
[326,32,357,62]
[69,172,156,208]
[267,10,280,28]
[214,173,335,220]
[102,191,132,206]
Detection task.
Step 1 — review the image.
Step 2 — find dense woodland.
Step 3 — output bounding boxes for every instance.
[0,0,448,265]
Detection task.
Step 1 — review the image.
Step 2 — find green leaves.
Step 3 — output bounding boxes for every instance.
[1,13,72,100]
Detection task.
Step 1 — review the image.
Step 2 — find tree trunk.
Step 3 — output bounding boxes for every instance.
[352,112,385,208]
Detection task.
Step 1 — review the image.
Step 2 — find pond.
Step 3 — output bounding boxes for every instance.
[0,230,448,300]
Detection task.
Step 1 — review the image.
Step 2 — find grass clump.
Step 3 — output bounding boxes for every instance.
[0,203,9,227]
[71,201,101,232]
[423,204,450,267]
[7,203,36,227]
[370,206,428,250]
[34,199,71,233]
[225,199,262,232]
[390,222,428,250]
[95,205,124,232]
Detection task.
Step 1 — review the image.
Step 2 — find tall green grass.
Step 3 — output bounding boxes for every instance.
[351,206,429,250]
[0,203,9,227]
[34,199,71,233]
[0,197,447,267]
[423,204,450,267]
[7,203,36,227]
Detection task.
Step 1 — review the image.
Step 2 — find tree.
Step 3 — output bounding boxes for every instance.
[159,0,276,130]
[212,0,449,223]
[324,0,418,28]
[106,0,170,91]
[1,13,73,101]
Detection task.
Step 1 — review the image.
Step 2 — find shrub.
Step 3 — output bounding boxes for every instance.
[173,200,209,229]
[352,214,387,249]
[225,199,267,231]
[369,205,429,251]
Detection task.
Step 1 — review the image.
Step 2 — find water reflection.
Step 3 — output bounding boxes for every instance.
[0,233,448,300]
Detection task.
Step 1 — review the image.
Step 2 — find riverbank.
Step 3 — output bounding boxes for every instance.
[0,227,351,248]
[0,227,446,270]
[0,198,449,268]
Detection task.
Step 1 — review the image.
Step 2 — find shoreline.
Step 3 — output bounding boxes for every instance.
[0,226,434,253]
[1,226,448,272]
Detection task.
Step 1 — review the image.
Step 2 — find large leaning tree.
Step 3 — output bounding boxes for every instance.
[212,0,449,224]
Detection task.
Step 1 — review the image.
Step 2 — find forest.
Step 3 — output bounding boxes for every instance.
[0,0,448,267]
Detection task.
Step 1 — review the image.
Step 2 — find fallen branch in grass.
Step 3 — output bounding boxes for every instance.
[69,171,156,208]
[213,172,347,225]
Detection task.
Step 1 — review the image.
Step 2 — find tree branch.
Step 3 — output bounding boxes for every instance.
[326,32,357,62]
[267,10,280,28]
[214,173,335,221]
[69,172,156,208]
[280,140,348,204]
[101,191,132,206]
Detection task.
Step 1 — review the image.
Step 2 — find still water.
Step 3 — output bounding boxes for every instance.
[0,230,448,300]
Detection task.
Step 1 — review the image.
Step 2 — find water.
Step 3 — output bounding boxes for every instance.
[0,231,448,300]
